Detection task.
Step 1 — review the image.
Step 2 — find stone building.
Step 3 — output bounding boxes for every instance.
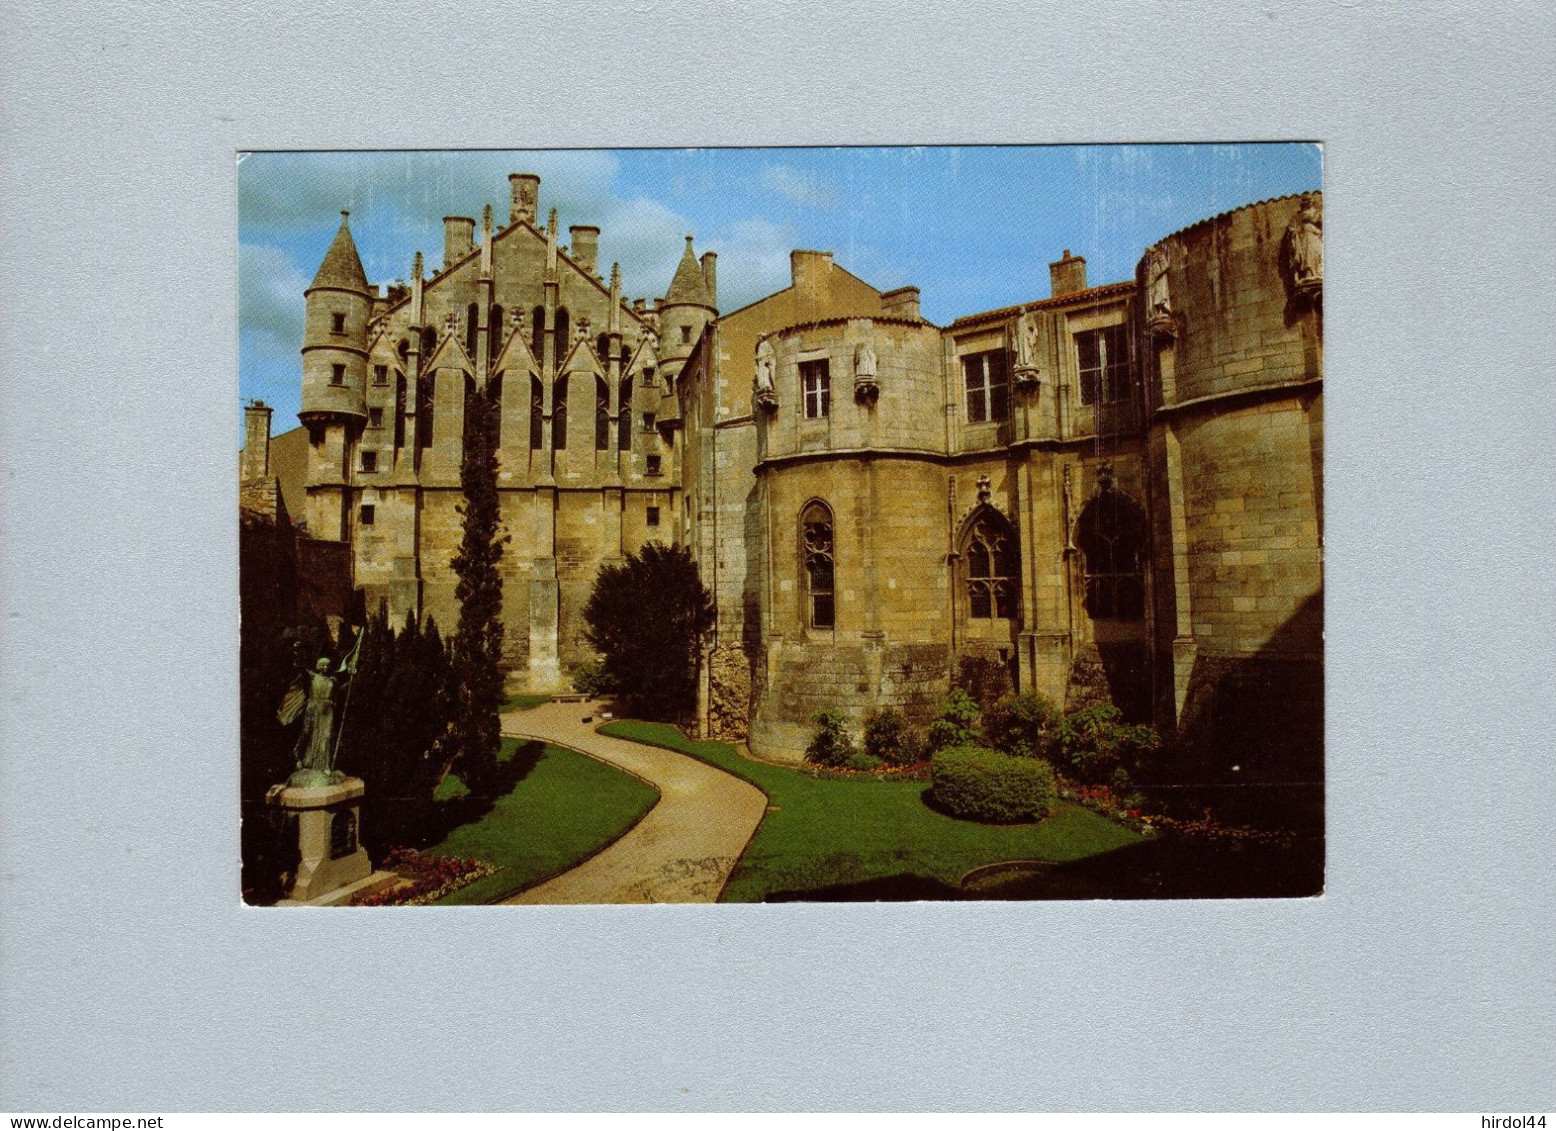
[283,172,1322,771]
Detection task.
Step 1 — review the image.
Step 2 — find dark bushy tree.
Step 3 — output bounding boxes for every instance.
[583,542,714,720]
[448,387,509,796]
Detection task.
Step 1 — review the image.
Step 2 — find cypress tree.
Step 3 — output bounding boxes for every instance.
[449,386,508,796]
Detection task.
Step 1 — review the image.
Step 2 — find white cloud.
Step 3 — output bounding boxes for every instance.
[760,162,841,209]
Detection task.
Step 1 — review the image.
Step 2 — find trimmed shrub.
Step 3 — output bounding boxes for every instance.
[863,706,926,766]
[804,709,858,768]
[930,744,1058,823]
[926,688,981,753]
[572,659,618,697]
[983,692,1060,759]
[845,751,885,772]
[1055,702,1161,786]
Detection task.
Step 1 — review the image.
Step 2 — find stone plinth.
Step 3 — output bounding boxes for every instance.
[270,776,371,903]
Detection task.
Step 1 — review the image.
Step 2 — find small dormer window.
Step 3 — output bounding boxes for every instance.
[332,312,346,334]
[331,364,345,385]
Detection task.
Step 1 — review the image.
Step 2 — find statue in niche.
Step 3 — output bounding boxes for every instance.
[1012,310,1041,390]
[753,336,778,412]
[853,336,879,404]
[1284,193,1323,296]
[1147,243,1176,342]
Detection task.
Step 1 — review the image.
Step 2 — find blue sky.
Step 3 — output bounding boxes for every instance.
[239,144,1320,440]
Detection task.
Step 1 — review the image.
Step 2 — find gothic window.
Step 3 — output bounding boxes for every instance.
[1075,487,1147,620]
[416,376,435,456]
[465,303,480,358]
[801,501,835,628]
[553,307,570,364]
[1076,325,1131,406]
[529,376,544,450]
[801,359,830,419]
[487,374,503,451]
[963,350,1010,423]
[596,333,611,366]
[618,345,630,372]
[964,510,1018,619]
[595,377,610,450]
[551,375,568,450]
[531,307,545,361]
[617,375,633,452]
[420,327,436,360]
[488,305,504,363]
[398,338,410,361]
[394,374,406,450]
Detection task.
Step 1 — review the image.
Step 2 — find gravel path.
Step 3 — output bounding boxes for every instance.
[498,701,767,904]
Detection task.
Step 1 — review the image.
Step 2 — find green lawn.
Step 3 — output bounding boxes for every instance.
[425,737,658,905]
[598,721,1143,902]
[501,693,553,711]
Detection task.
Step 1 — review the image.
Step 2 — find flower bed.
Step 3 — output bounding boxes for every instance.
[799,760,932,783]
[1057,780,1296,846]
[352,847,499,906]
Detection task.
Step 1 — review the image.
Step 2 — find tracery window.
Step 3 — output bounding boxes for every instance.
[529,376,544,450]
[465,303,480,358]
[553,307,570,365]
[964,510,1018,619]
[486,374,503,451]
[1075,488,1147,620]
[551,375,568,450]
[531,307,545,361]
[617,375,633,451]
[801,501,835,629]
[488,305,504,363]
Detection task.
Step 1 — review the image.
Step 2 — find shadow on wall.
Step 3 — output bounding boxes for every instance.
[1168,589,1324,833]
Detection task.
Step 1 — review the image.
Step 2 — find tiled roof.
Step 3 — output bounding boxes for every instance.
[946,281,1134,330]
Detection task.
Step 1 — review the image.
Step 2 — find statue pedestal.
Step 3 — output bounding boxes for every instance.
[269,776,372,903]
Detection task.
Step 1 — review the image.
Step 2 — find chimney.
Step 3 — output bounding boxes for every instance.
[568,225,600,276]
[443,216,475,268]
[241,401,273,482]
[700,251,718,309]
[508,173,540,225]
[881,286,920,320]
[1049,249,1087,297]
[790,249,834,294]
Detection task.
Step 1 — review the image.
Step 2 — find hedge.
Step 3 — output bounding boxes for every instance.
[930,744,1058,823]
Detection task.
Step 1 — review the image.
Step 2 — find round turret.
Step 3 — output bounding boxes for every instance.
[300,211,371,424]
[657,235,717,372]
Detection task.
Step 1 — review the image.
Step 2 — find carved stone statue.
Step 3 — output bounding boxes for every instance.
[1012,310,1041,390]
[853,337,879,403]
[753,336,778,412]
[1147,243,1176,341]
[1284,193,1323,297]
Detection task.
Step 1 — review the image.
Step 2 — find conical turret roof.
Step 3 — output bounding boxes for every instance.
[310,211,370,293]
[662,235,713,307]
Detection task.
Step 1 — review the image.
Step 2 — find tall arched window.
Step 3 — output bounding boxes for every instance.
[415,375,435,462]
[420,326,436,360]
[487,373,503,451]
[964,509,1019,619]
[394,373,406,450]
[801,501,835,629]
[553,307,570,365]
[595,377,610,450]
[531,307,546,362]
[465,303,480,358]
[596,332,611,366]
[551,375,568,450]
[488,305,504,364]
[529,376,544,450]
[1075,487,1147,620]
[617,374,633,452]
[398,337,410,362]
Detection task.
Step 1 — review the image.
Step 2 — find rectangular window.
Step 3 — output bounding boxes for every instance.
[962,350,1010,423]
[359,504,375,526]
[367,407,383,428]
[645,454,662,476]
[801,359,831,419]
[646,505,661,527]
[373,364,388,385]
[331,363,345,385]
[1076,325,1131,406]
[642,411,656,431]
[360,450,378,473]
[680,325,691,344]
[331,312,346,334]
